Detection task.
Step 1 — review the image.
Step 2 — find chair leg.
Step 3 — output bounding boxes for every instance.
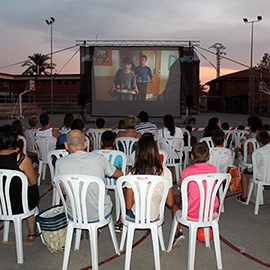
[108,219,120,254]
[254,183,262,215]
[38,160,42,186]
[246,182,254,205]
[157,226,165,251]
[188,225,197,270]
[212,223,222,270]
[151,226,161,270]
[219,187,225,212]
[120,225,128,251]
[124,225,135,270]
[42,163,47,180]
[167,216,178,252]
[89,227,99,270]
[115,190,120,222]
[3,221,10,242]
[74,229,82,250]
[62,225,73,270]
[204,227,210,248]
[13,218,23,264]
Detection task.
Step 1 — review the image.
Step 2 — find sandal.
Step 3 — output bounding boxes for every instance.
[27,234,36,243]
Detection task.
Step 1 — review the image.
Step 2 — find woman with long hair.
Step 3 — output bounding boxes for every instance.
[125,134,185,246]
[203,117,221,137]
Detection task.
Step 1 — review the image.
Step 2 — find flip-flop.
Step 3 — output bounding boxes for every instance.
[27,234,36,243]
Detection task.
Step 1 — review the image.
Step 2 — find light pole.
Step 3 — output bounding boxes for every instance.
[243,16,262,114]
[45,17,55,114]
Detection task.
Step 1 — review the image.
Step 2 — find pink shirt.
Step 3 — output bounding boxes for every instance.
[181,163,218,220]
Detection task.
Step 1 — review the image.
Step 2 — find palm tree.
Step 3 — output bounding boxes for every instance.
[22,53,56,75]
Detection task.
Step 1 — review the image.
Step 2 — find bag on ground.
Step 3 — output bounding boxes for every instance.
[229,165,241,192]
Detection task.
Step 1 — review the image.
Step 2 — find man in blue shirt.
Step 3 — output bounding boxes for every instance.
[134,55,153,101]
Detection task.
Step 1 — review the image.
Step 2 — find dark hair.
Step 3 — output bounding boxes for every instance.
[138,111,149,122]
[221,122,229,130]
[263,124,270,131]
[96,118,105,128]
[0,125,19,150]
[185,125,192,134]
[141,55,147,61]
[237,125,245,130]
[131,135,163,175]
[71,119,85,131]
[101,130,116,148]
[256,131,270,145]
[11,120,23,136]
[28,115,38,127]
[62,113,74,129]
[39,113,49,126]
[247,116,263,132]
[122,57,135,70]
[212,129,225,146]
[191,142,209,163]
[207,117,220,130]
[164,114,175,136]
[118,120,127,129]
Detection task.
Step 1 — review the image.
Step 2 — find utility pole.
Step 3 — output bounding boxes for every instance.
[209,43,226,78]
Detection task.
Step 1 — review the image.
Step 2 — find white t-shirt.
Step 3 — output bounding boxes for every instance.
[157,127,183,140]
[36,128,53,137]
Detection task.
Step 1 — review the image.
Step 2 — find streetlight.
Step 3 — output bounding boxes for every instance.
[243,15,262,114]
[45,17,55,114]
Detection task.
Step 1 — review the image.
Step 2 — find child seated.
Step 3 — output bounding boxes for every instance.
[178,142,218,220]
[237,131,270,204]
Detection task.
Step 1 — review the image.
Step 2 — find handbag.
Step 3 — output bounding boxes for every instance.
[228,165,241,192]
[36,205,67,253]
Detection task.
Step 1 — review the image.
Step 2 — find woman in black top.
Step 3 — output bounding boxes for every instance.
[0,125,39,242]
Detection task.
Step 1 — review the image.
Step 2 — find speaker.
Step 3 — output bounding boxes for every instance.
[186,95,194,107]
[78,94,86,106]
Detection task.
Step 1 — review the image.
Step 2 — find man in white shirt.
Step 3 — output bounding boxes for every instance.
[35,113,60,138]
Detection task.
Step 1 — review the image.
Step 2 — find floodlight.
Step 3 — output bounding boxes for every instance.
[257,15,262,21]
[243,18,248,23]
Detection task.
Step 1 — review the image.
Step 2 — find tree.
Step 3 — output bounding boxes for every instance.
[255,52,270,71]
[22,53,56,75]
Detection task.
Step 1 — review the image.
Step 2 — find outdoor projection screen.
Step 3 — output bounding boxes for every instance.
[80,46,192,117]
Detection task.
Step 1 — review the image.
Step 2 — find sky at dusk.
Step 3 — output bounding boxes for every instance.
[0,0,269,85]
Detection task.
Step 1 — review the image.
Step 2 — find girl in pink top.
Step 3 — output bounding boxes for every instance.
[178,142,218,220]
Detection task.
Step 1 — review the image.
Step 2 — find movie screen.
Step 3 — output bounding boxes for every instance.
[91,47,182,117]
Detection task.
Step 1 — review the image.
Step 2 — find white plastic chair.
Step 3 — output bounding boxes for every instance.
[24,129,37,153]
[235,130,249,148]
[0,169,39,264]
[35,136,57,185]
[115,137,139,168]
[157,138,184,181]
[17,135,27,155]
[47,149,69,205]
[86,129,106,150]
[116,175,170,270]
[85,135,90,152]
[54,174,120,270]
[92,149,127,221]
[199,137,215,149]
[224,130,237,150]
[167,173,231,270]
[246,148,270,214]
[182,128,192,169]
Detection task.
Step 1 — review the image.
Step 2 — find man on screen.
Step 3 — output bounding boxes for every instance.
[134,55,153,101]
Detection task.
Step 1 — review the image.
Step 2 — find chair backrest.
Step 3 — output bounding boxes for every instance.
[158,149,168,167]
[116,175,170,224]
[157,138,184,165]
[180,173,231,223]
[0,169,33,217]
[208,147,233,173]
[47,149,69,180]
[199,137,215,149]
[224,130,237,149]
[115,137,139,166]
[252,147,270,184]
[182,128,191,147]
[25,129,37,152]
[85,129,106,150]
[35,136,57,163]
[242,138,259,165]
[54,174,108,225]
[17,135,27,155]
[235,130,249,148]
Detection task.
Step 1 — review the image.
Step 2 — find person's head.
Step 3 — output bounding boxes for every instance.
[221,122,229,130]
[0,125,19,151]
[185,125,192,134]
[191,142,210,163]
[96,117,105,129]
[139,55,147,67]
[138,111,149,122]
[118,119,127,129]
[131,135,163,175]
[63,113,74,128]
[237,125,245,130]
[126,115,137,129]
[163,114,175,136]
[56,134,67,149]
[247,115,263,132]
[28,115,38,128]
[65,130,86,153]
[71,118,85,131]
[122,57,134,72]
[212,129,225,146]
[11,120,23,136]
[263,124,270,131]
[101,130,116,149]
[207,117,221,130]
[256,131,270,147]
[39,113,50,127]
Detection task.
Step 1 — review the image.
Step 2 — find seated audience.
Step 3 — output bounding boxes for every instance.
[117,115,142,139]
[71,118,85,131]
[35,113,60,138]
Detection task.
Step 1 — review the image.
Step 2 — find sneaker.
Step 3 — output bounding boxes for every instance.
[173,230,185,247]
[115,223,123,233]
[236,195,247,205]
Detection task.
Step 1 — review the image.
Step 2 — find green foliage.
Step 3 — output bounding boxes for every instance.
[255,52,270,71]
